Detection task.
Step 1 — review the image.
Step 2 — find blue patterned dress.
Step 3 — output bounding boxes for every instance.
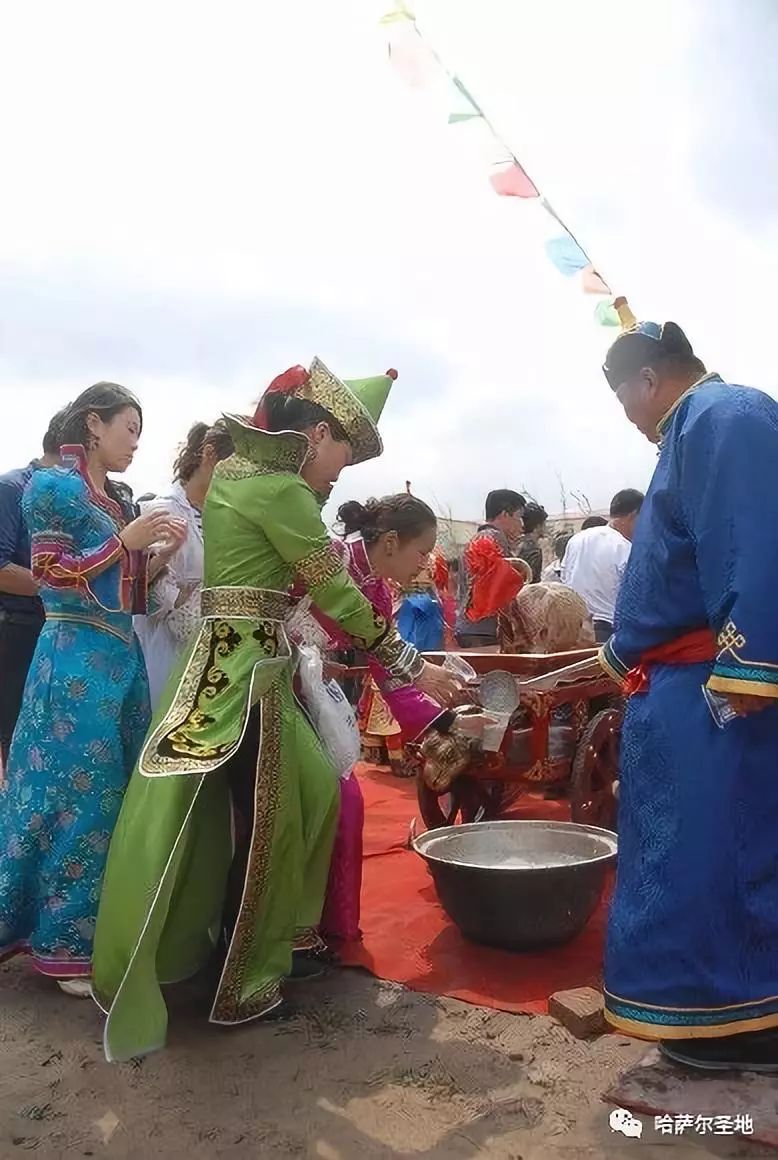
[0,446,150,978]
[601,376,778,1040]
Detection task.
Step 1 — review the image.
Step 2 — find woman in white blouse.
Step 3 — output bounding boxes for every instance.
[135,420,234,709]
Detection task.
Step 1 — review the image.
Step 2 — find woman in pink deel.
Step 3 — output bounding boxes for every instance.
[311,493,454,943]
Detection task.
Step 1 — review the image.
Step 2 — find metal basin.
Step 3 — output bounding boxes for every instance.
[412,819,617,952]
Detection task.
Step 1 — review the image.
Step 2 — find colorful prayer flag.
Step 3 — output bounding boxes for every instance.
[447,74,482,123]
[379,6,414,26]
[594,300,621,327]
[545,234,589,277]
[489,161,539,198]
[614,296,638,330]
[379,5,634,330]
[581,264,611,294]
[384,11,437,91]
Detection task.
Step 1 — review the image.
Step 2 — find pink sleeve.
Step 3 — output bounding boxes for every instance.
[368,662,444,741]
[363,573,442,740]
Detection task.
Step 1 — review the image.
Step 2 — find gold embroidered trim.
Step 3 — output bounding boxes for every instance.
[707,674,778,698]
[216,450,307,480]
[305,357,382,466]
[292,928,327,954]
[295,543,343,590]
[606,1008,778,1040]
[160,621,243,762]
[211,685,282,1024]
[141,607,287,776]
[140,623,216,774]
[201,586,294,622]
[215,453,267,481]
[373,626,424,683]
[217,416,311,478]
[45,611,133,645]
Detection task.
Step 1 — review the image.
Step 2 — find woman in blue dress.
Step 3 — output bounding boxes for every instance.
[0,383,184,995]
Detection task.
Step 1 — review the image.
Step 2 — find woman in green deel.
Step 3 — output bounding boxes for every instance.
[92,358,460,1062]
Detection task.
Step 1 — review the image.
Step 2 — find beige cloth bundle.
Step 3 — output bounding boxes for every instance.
[509,582,594,654]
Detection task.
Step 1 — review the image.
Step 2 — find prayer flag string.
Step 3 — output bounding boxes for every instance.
[379,3,636,330]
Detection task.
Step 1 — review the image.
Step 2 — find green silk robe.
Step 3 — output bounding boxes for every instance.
[92,418,420,1061]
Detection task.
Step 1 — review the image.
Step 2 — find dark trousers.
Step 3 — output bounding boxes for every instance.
[0,614,43,766]
[593,619,614,644]
[222,708,261,936]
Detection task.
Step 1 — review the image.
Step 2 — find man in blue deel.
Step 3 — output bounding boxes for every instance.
[600,318,778,1072]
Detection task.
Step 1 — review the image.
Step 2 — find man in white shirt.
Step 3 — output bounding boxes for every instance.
[561,489,644,642]
[540,531,573,584]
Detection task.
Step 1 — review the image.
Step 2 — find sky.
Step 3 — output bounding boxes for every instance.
[1,0,776,522]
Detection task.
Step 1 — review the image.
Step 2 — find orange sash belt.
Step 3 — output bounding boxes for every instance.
[624,628,717,696]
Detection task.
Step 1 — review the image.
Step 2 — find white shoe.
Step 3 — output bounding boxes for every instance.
[57,978,92,998]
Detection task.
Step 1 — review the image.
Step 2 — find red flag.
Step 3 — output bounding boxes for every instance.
[386,20,438,91]
[464,536,524,622]
[581,264,612,295]
[489,161,539,199]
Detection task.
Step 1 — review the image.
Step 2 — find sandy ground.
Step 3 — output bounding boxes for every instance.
[0,958,766,1160]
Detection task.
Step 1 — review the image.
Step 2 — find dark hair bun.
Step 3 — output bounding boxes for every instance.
[336,498,368,533]
[337,492,436,546]
[336,498,384,533]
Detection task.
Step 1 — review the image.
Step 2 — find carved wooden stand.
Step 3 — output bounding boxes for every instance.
[417,651,622,831]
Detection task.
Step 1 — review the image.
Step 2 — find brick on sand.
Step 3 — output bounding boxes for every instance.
[548,987,606,1039]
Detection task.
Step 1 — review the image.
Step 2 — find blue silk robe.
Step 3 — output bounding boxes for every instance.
[601,375,778,1039]
[0,448,150,977]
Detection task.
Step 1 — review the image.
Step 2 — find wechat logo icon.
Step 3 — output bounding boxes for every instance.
[609,1108,643,1139]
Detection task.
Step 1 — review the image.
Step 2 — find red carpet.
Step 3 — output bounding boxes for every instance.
[341,765,610,1015]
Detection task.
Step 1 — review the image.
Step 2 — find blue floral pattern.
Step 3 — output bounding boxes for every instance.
[0,460,150,977]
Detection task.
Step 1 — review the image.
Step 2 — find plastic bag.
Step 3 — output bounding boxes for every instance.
[297,644,360,779]
[286,594,334,652]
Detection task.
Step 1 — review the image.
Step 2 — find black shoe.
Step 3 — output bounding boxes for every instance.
[660,1028,778,1074]
[287,952,329,981]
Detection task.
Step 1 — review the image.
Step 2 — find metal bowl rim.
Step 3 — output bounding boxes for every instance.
[413,818,617,872]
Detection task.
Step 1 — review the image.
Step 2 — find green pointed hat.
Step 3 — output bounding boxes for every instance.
[306,357,397,465]
[344,370,396,425]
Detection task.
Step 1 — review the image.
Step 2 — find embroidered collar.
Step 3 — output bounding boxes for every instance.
[221,413,310,475]
[656,372,721,443]
[60,443,125,525]
[344,532,374,584]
